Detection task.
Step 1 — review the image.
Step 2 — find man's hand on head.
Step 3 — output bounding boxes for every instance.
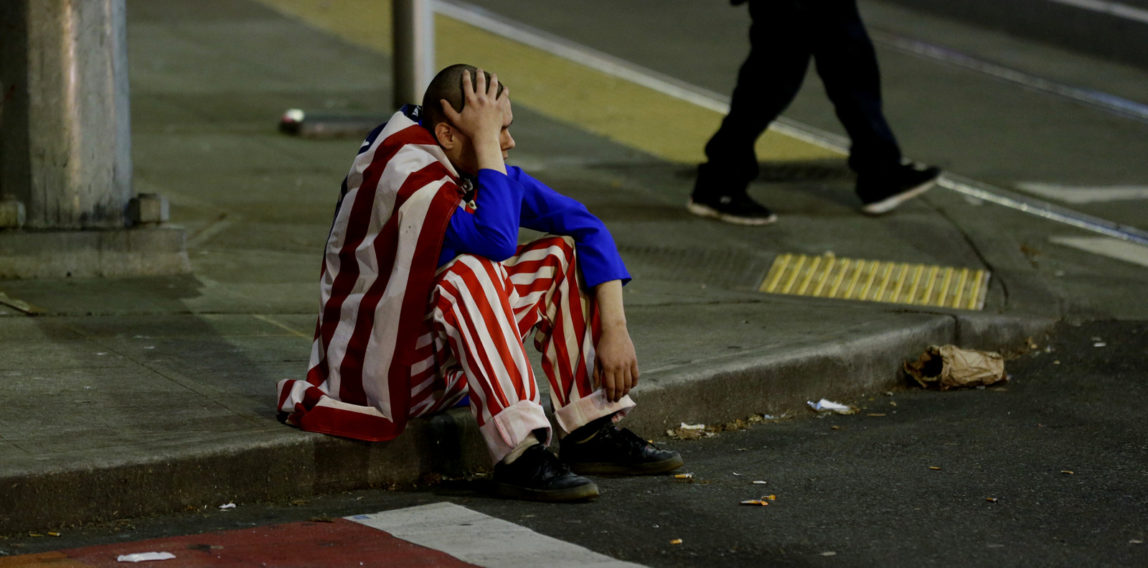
[440,69,509,173]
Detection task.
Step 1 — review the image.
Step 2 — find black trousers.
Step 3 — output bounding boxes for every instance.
[696,0,903,199]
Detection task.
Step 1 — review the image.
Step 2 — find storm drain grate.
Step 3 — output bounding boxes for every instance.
[759,254,990,310]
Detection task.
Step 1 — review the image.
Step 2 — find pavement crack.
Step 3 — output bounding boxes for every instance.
[927,198,1008,307]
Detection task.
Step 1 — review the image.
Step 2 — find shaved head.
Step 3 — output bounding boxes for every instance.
[421,63,506,137]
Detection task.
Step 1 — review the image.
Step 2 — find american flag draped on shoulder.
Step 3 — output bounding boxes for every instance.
[277,106,462,441]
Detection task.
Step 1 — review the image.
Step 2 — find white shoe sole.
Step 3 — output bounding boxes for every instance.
[493,480,600,502]
[860,178,937,215]
[686,200,777,226]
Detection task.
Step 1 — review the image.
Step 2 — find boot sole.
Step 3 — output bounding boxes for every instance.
[568,454,685,476]
[686,200,777,226]
[860,177,937,215]
[492,480,600,502]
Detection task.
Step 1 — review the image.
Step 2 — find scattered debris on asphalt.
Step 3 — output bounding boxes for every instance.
[218,502,236,510]
[669,539,683,545]
[666,423,710,440]
[807,398,857,414]
[117,552,176,563]
[740,495,777,506]
[714,415,770,431]
[665,414,782,439]
[904,345,1006,390]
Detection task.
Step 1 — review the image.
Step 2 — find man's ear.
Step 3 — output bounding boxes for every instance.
[434,122,456,149]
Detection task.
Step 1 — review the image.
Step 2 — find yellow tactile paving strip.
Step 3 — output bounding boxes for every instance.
[255,0,842,164]
[759,254,990,310]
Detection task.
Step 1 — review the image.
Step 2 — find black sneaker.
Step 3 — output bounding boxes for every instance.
[858,164,941,215]
[492,444,599,502]
[687,193,777,225]
[560,424,684,476]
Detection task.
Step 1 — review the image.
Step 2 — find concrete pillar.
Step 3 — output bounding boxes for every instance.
[0,0,187,279]
[1,0,132,229]
[392,0,435,110]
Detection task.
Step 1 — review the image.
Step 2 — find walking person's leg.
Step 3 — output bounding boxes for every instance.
[691,0,811,225]
[812,0,939,213]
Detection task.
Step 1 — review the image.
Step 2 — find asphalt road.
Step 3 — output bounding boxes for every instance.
[4,320,1144,566]
[408,320,1148,567]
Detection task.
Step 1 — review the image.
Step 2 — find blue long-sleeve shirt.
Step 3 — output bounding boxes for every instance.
[437,166,630,288]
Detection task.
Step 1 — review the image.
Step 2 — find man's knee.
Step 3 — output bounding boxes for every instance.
[526,235,576,264]
[442,253,501,278]
[435,254,509,305]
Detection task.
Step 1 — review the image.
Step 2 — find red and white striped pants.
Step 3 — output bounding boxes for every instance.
[407,236,635,463]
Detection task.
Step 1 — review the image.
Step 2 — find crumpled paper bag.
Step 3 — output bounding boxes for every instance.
[904,345,1006,390]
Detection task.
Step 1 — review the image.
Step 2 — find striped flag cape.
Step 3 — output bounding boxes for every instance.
[277,106,463,441]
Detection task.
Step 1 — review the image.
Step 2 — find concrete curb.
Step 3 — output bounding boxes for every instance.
[0,311,1053,534]
[0,227,189,279]
[0,415,484,534]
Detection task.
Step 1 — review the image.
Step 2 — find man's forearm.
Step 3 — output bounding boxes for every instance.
[595,279,627,331]
[593,278,638,401]
[474,139,506,174]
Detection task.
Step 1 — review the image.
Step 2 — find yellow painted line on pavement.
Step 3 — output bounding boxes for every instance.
[252,314,310,338]
[255,0,840,164]
[760,254,989,310]
[0,291,41,315]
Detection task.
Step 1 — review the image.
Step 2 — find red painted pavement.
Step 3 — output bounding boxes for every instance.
[0,518,480,568]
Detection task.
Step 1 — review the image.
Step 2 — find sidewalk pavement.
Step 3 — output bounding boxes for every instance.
[0,0,1058,534]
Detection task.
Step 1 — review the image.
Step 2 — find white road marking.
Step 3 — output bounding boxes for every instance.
[939,174,1148,247]
[1049,0,1148,25]
[1015,182,1148,204]
[1050,235,1148,268]
[869,31,1148,123]
[349,502,646,568]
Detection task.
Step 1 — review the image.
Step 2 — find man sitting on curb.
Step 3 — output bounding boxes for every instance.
[277,63,683,502]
